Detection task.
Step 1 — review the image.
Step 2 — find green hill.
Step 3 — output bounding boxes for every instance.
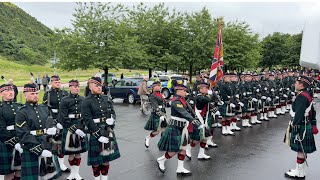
[0,2,52,64]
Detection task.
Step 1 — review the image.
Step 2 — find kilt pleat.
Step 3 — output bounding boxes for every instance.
[0,142,14,175]
[158,126,183,152]
[144,112,160,131]
[290,124,316,154]
[87,134,120,165]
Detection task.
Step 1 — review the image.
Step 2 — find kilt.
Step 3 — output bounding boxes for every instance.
[158,125,184,152]
[290,124,316,154]
[87,132,120,165]
[219,104,234,118]
[62,129,88,155]
[144,112,160,131]
[21,135,61,180]
[207,113,214,128]
[0,142,14,175]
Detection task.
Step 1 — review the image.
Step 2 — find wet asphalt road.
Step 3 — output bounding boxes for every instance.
[60,98,320,180]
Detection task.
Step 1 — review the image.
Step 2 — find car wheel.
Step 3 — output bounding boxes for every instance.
[128,93,136,104]
[162,88,170,99]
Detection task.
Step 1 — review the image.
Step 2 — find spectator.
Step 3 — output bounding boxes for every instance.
[7,79,18,102]
[42,75,48,91]
[121,73,124,79]
[138,76,150,110]
[35,75,42,90]
[46,74,50,84]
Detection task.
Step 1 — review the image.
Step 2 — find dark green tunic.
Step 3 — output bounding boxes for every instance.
[59,93,88,155]
[290,90,316,154]
[15,102,61,180]
[81,93,120,165]
[0,101,22,175]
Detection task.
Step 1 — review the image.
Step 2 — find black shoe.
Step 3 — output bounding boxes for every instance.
[61,168,71,173]
[177,171,192,176]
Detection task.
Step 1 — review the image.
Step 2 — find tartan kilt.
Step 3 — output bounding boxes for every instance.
[62,129,88,155]
[87,134,120,165]
[0,142,14,175]
[158,126,183,152]
[21,143,61,180]
[219,104,234,118]
[189,126,201,141]
[144,112,160,131]
[290,124,316,154]
[207,113,214,128]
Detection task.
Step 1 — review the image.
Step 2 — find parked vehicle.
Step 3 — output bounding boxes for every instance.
[108,78,153,104]
[95,72,118,84]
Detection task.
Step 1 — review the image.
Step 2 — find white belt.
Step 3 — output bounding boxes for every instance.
[93,118,112,123]
[171,116,188,122]
[6,125,15,131]
[51,109,58,113]
[30,129,47,135]
[158,105,164,108]
[68,114,81,118]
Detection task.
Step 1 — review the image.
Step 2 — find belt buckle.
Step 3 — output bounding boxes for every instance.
[75,114,80,119]
[101,117,107,123]
[36,130,44,135]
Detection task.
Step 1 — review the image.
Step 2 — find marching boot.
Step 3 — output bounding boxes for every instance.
[250,116,256,125]
[216,122,222,128]
[197,147,211,160]
[145,135,151,148]
[73,165,84,180]
[233,122,241,131]
[67,166,75,180]
[58,157,70,172]
[263,113,269,121]
[260,113,265,121]
[279,107,285,115]
[222,126,227,136]
[255,116,262,124]
[242,119,247,127]
[267,111,272,118]
[94,176,100,180]
[176,160,192,176]
[230,122,235,131]
[226,126,235,136]
[157,154,167,173]
[285,163,306,179]
[206,136,218,148]
[186,144,192,160]
[282,106,288,113]
[272,110,278,118]
[101,175,108,180]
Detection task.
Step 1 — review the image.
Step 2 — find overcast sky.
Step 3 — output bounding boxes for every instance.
[13,2,318,38]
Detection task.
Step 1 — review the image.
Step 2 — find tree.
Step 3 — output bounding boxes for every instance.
[50,2,144,84]
[282,33,302,67]
[260,32,290,69]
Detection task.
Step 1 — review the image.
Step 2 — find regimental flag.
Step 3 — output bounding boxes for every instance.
[209,24,224,84]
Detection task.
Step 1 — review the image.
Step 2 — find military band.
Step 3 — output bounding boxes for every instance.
[0,68,319,179]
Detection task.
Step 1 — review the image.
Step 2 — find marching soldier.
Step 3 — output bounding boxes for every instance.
[251,72,262,124]
[15,83,61,180]
[60,80,88,180]
[243,72,258,126]
[284,76,317,179]
[144,82,167,149]
[0,84,23,180]
[260,72,271,121]
[268,72,279,118]
[229,71,242,131]
[81,77,120,180]
[238,72,251,127]
[43,75,70,172]
[157,84,202,176]
[218,73,236,135]
[186,82,219,160]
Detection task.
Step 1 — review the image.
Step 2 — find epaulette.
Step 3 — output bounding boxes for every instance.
[17,105,26,111]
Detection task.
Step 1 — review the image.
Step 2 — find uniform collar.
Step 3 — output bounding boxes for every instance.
[3,100,13,105]
[70,93,79,98]
[26,101,37,106]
